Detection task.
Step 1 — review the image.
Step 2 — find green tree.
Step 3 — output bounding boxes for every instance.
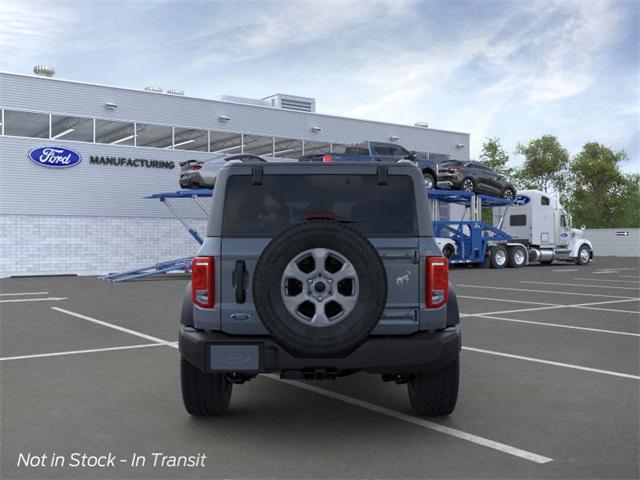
[479,137,513,176]
[565,142,638,228]
[515,135,569,193]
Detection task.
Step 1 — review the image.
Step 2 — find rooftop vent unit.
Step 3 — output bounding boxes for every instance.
[144,85,163,93]
[33,65,55,77]
[167,89,185,96]
[262,94,316,113]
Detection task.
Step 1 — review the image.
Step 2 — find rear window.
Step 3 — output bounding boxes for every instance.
[222,174,417,237]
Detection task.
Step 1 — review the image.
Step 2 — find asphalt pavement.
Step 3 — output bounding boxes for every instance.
[1,256,638,479]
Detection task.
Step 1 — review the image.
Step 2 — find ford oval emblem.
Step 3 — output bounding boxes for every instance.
[513,195,530,206]
[28,146,82,168]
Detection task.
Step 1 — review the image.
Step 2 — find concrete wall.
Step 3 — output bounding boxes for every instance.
[584,228,640,257]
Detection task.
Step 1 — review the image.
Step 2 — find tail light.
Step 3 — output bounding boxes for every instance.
[322,153,332,163]
[425,257,448,308]
[192,257,215,308]
[191,165,202,171]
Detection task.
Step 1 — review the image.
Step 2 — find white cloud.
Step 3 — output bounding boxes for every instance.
[0,1,77,64]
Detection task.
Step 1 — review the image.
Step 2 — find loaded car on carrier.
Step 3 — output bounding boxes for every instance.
[179,160,461,416]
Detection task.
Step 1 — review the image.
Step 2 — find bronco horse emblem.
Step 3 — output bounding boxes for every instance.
[396,270,411,287]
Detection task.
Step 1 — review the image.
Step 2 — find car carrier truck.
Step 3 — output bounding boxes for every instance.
[429,188,593,267]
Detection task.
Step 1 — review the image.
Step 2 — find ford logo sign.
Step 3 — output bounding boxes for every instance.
[28,146,82,168]
[513,195,530,206]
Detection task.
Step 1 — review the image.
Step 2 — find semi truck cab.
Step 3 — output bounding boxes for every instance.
[493,190,593,265]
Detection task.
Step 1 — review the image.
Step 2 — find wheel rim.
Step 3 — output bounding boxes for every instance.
[462,179,474,192]
[580,247,590,263]
[281,248,359,327]
[424,174,434,189]
[514,248,525,265]
[504,189,514,200]
[495,249,506,265]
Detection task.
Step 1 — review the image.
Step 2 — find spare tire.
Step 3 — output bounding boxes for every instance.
[253,220,387,357]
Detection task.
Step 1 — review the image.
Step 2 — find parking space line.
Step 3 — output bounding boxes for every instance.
[576,306,639,315]
[461,298,640,317]
[462,347,640,380]
[620,275,639,279]
[0,291,49,296]
[572,278,640,284]
[457,295,559,307]
[521,281,640,291]
[0,343,165,362]
[467,314,640,337]
[51,307,176,346]
[0,297,67,303]
[552,269,579,272]
[265,374,553,464]
[456,284,637,299]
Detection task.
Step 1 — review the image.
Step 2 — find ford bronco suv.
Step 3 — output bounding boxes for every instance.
[179,161,461,417]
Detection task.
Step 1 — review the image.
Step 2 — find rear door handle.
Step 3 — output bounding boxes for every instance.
[233,260,246,303]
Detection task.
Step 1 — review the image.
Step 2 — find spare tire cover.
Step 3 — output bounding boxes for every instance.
[253,220,387,357]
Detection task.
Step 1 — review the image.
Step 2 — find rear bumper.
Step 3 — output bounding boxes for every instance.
[179,326,461,375]
[437,173,464,188]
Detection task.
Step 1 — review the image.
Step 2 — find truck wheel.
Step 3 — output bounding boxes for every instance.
[408,356,459,416]
[576,245,591,265]
[507,246,526,268]
[423,171,435,190]
[181,357,232,416]
[490,245,507,269]
[253,220,387,357]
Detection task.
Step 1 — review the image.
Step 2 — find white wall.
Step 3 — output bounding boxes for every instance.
[0,215,206,277]
[584,228,640,257]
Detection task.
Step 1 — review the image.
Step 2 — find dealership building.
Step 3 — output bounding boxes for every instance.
[0,69,470,278]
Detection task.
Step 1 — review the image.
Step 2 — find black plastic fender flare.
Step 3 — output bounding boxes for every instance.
[181,282,194,327]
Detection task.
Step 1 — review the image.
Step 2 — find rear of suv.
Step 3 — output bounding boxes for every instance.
[179,161,461,416]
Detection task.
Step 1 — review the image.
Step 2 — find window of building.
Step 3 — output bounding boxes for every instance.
[274,137,303,158]
[51,114,93,142]
[210,131,243,154]
[135,123,173,148]
[173,127,208,151]
[331,143,348,154]
[95,119,135,145]
[243,134,274,156]
[510,215,527,226]
[303,140,330,156]
[4,110,49,138]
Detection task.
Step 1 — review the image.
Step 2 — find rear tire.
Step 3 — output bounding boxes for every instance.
[507,246,526,268]
[181,357,232,416]
[408,356,459,416]
[490,245,508,269]
[461,178,475,193]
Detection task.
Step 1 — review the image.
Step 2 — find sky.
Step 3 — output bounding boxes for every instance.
[1,0,638,172]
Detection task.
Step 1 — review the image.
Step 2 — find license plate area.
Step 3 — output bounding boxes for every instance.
[209,344,260,372]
